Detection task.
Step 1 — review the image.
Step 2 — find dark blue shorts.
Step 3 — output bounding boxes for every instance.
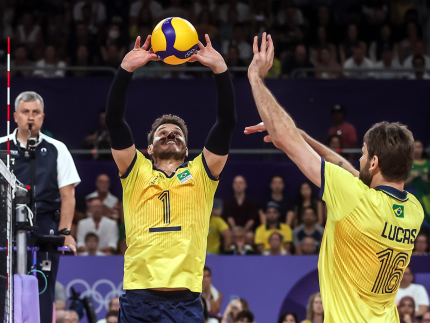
[118,289,203,323]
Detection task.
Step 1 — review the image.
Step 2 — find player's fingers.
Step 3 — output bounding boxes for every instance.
[263,135,273,143]
[141,35,151,50]
[260,32,267,53]
[244,124,267,134]
[205,34,212,47]
[149,54,160,61]
[197,41,205,51]
[267,34,274,58]
[134,36,141,49]
[253,36,258,55]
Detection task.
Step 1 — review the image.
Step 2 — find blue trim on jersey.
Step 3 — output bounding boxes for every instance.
[149,226,182,232]
[153,161,189,178]
[319,158,325,199]
[119,152,137,179]
[202,153,220,181]
[374,185,409,202]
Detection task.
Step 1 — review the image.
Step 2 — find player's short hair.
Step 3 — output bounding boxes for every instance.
[147,114,188,146]
[363,122,414,182]
[15,91,44,112]
[236,310,254,322]
[85,232,99,243]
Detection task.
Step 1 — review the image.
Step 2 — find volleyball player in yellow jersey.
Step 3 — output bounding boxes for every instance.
[105,35,236,322]
[245,33,424,323]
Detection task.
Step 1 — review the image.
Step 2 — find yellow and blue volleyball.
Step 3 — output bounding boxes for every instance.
[151,17,198,65]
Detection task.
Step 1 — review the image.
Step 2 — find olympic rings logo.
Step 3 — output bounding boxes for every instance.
[65,279,124,313]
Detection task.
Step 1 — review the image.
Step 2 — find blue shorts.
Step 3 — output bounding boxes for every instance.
[118,289,203,323]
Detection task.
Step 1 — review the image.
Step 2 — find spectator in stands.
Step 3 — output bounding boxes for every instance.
[314,47,342,79]
[100,24,127,63]
[301,292,324,323]
[97,297,120,323]
[77,198,118,255]
[281,44,313,78]
[73,0,107,35]
[219,8,239,47]
[300,237,318,255]
[33,45,67,78]
[224,226,255,255]
[129,7,153,39]
[278,312,299,323]
[398,296,418,323]
[55,281,67,311]
[339,24,367,64]
[369,24,398,62]
[56,309,66,323]
[406,140,430,225]
[221,298,250,323]
[422,312,430,323]
[14,12,43,56]
[130,0,162,24]
[327,135,342,150]
[224,46,247,78]
[11,44,33,77]
[79,232,105,256]
[374,48,402,79]
[70,45,91,77]
[235,310,254,323]
[195,10,218,43]
[403,40,430,69]
[343,45,374,79]
[263,232,287,255]
[63,310,79,322]
[161,0,188,20]
[292,182,323,227]
[396,267,430,317]
[314,5,339,44]
[202,266,223,315]
[274,5,305,54]
[225,24,252,61]
[255,202,292,254]
[207,198,231,255]
[399,22,421,65]
[218,0,250,23]
[83,109,112,160]
[66,22,100,67]
[259,175,293,225]
[105,311,119,323]
[102,44,123,68]
[310,26,337,66]
[293,207,324,253]
[413,234,429,256]
[223,175,258,232]
[327,104,358,150]
[408,55,430,79]
[86,174,120,219]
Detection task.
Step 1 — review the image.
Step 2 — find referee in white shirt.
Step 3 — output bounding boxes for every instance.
[0,91,81,323]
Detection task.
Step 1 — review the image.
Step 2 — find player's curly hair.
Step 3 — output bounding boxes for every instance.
[147,114,188,146]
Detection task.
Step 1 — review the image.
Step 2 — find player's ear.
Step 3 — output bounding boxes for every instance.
[147,144,153,156]
[369,155,379,171]
[185,147,188,157]
[13,112,17,123]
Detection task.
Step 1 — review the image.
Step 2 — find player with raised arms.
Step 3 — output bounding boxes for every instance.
[105,34,236,322]
[245,32,424,323]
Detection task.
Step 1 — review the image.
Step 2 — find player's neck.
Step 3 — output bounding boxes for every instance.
[153,158,185,176]
[370,173,404,191]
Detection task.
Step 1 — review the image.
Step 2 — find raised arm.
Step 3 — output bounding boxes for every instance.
[189,35,236,179]
[106,36,158,174]
[246,33,322,187]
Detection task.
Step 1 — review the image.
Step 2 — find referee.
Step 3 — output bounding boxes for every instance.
[0,91,80,323]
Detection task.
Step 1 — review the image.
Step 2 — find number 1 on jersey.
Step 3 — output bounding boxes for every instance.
[372,248,409,294]
[158,190,171,224]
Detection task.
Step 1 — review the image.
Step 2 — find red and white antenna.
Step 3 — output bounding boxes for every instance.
[7,37,10,170]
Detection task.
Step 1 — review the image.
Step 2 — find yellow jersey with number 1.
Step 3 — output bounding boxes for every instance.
[120,150,218,292]
[319,160,424,323]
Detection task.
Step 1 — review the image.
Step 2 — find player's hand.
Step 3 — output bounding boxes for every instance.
[244,122,273,143]
[188,34,227,74]
[248,32,274,80]
[121,36,159,73]
[63,235,77,255]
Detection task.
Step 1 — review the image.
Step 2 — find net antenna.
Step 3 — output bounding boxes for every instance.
[7,37,10,170]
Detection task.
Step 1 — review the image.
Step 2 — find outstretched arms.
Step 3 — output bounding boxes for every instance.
[106,36,159,174]
[189,35,236,179]
[247,33,322,187]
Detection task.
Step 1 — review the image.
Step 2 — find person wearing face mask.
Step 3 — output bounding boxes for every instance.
[106,33,236,322]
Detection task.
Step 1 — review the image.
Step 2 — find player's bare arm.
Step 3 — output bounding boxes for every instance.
[189,34,236,178]
[245,123,360,178]
[106,35,159,175]
[246,33,321,187]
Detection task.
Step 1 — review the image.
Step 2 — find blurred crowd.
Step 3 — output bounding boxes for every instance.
[1,0,430,79]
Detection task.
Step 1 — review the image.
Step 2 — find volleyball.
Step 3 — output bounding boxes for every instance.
[151,17,199,65]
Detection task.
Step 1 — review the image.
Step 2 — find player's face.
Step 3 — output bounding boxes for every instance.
[283,314,297,323]
[14,100,45,136]
[150,123,187,161]
[359,144,373,187]
[313,296,323,314]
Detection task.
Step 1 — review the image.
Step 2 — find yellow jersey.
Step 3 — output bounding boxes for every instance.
[254,222,292,250]
[207,216,229,254]
[320,160,424,323]
[120,151,218,292]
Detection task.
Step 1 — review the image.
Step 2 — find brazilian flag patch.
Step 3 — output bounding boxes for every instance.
[393,204,404,218]
[177,169,192,184]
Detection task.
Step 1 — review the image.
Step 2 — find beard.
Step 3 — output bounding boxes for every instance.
[359,160,373,187]
[152,139,187,162]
